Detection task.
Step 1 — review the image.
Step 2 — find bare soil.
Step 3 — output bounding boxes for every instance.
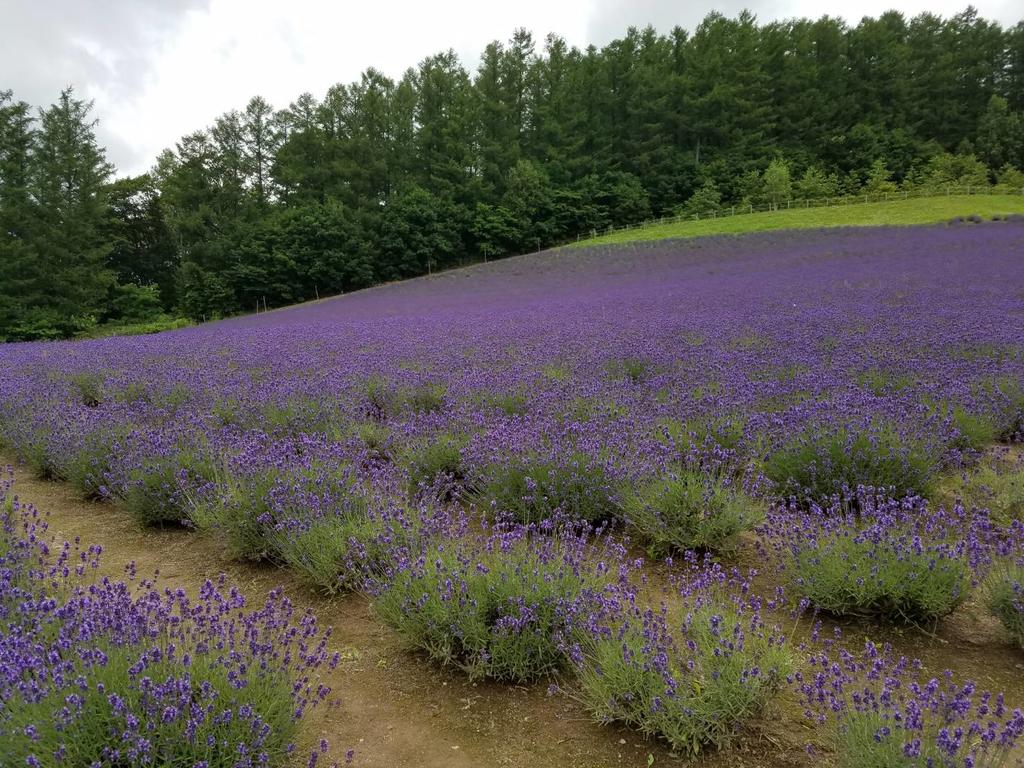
[5,454,1024,767]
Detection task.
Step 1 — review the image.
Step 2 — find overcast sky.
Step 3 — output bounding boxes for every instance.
[3,0,1021,176]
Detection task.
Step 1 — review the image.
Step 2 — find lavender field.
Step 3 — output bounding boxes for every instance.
[3,221,1024,766]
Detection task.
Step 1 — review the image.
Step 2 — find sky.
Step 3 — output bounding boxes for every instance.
[3,0,1021,177]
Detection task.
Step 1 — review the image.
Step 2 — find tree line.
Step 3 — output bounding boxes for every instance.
[2,8,1024,339]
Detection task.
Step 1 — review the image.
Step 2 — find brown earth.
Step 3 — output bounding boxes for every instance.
[4,454,1024,767]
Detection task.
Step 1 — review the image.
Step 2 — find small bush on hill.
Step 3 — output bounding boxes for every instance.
[575,561,794,755]
[373,526,623,681]
[623,469,762,554]
[764,421,938,504]
[474,453,621,524]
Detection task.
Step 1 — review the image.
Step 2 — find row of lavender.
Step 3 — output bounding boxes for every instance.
[2,224,1024,761]
[0,473,341,766]
[3,474,1023,765]
[3,226,1023,526]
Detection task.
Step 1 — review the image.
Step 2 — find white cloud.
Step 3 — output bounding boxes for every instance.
[100,0,593,174]
[3,0,1021,176]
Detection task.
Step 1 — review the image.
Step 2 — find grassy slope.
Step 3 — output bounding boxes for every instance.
[572,194,1024,247]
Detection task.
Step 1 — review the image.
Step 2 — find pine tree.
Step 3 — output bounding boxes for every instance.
[27,87,115,337]
[0,90,37,339]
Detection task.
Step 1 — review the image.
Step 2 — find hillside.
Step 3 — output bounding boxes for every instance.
[573,193,1024,246]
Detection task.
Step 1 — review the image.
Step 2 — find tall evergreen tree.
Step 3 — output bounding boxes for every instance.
[0,90,37,338]
[25,88,114,336]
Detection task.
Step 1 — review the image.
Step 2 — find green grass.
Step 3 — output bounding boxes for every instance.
[75,316,192,338]
[622,470,763,555]
[572,195,1024,247]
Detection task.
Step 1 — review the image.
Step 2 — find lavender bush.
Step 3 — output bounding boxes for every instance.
[954,457,1024,525]
[795,640,1024,767]
[985,563,1024,648]
[0,474,339,767]
[763,420,940,506]
[372,523,627,682]
[984,527,1024,648]
[622,468,762,554]
[763,493,994,622]
[472,452,623,525]
[573,559,794,755]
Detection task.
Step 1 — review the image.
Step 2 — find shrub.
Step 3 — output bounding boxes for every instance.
[763,494,991,622]
[987,375,1024,440]
[658,414,746,464]
[82,316,192,338]
[10,415,65,481]
[355,420,390,449]
[949,405,1000,451]
[605,357,651,384]
[112,379,152,405]
[764,422,938,505]
[271,510,401,593]
[211,396,246,427]
[363,377,447,419]
[856,368,915,396]
[623,469,762,555]
[574,561,794,755]
[923,397,1000,452]
[483,390,528,417]
[984,559,1024,648]
[118,444,211,527]
[4,639,297,767]
[190,460,286,559]
[408,382,447,413]
[373,526,623,682]
[191,455,364,563]
[260,395,334,436]
[402,433,467,497]
[473,453,621,524]
[364,375,402,421]
[67,371,106,407]
[795,640,1024,768]
[63,428,124,500]
[0,478,338,768]
[954,460,1024,524]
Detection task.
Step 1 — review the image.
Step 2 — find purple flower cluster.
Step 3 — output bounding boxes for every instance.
[795,639,1024,767]
[0,473,340,767]
[761,492,998,621]
[571,555,794,754]
[984,521,1024,648]
[372,520,630,682]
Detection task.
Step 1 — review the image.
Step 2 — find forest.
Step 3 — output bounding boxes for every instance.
[1,8,1023,340]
